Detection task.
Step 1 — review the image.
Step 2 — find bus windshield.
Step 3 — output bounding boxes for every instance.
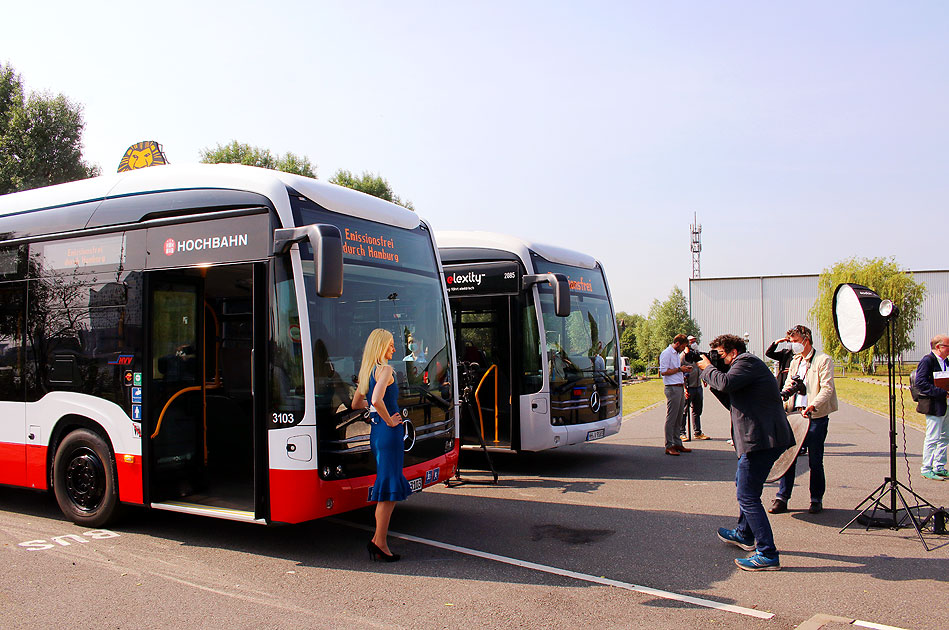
[302,260,453,412]
[532,256,618,392]
[281,201,454,478]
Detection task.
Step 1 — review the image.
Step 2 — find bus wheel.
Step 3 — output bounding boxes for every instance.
[53,429,120,527]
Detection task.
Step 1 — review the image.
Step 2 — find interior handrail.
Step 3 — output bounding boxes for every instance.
[150,300,223,453]
[474,364,499,444]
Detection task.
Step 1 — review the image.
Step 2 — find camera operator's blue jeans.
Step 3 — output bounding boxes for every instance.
[735,447,782,558]
[777,416,829,504]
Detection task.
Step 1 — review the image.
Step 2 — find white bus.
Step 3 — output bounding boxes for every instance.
[0,164,458,526]
[437,231,621,451]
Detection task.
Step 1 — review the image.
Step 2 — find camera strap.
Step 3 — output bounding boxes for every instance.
[792,355,810,408]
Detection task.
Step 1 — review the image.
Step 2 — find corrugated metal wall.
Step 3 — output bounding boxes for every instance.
[689,277,763,355]
[910,271,949,357]
[690,271,949,361]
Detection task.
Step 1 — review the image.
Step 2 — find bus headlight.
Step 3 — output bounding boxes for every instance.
[321,466,331,478]
[444,439,454,452]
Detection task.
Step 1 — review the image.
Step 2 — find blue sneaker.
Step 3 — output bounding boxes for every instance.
[935,469,949,478]
[735,552,781,571]
[922,471,945,480]
[717,527,755,551]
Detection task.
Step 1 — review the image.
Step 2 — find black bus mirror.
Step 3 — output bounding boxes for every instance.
[273,224,344,298]
[522,272,570,317]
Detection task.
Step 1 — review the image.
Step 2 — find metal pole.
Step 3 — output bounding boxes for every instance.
[888,319,898,519]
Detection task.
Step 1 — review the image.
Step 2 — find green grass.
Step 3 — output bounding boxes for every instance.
[620,376,924,429]
[622,378,665,416]
[833,377,924,429]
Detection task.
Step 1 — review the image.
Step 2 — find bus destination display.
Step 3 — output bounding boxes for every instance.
[444,261,520,296]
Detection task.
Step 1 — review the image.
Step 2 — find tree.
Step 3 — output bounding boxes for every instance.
[199,141,316,178]
[615,311,643,360]
[633,286,700,367]
[810,257,925,372]
[0,63,99,194]
[329,169,415,211]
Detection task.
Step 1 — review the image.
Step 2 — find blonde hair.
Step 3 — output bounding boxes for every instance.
[357,328,394,395]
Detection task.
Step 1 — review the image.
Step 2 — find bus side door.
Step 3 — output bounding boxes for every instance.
[0,282,27,486]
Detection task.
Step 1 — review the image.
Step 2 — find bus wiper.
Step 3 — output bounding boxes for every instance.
[333,407,371,430]
[404,385,451,410]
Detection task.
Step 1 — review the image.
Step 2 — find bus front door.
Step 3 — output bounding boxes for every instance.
[145,264,259,514]
[451,295,514,450]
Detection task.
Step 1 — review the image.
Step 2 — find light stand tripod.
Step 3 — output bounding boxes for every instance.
[444,362,499,487]
[839,315,938,550]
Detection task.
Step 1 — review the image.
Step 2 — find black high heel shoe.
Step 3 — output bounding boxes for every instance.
[367,540,400,562]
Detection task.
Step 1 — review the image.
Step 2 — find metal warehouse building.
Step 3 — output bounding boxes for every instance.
[688,271,949,361]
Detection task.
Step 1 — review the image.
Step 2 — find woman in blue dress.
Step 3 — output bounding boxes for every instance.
[352,328,411,561]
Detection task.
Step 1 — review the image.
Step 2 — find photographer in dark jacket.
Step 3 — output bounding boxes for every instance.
[697,334,794,571]
[915,335,949,480]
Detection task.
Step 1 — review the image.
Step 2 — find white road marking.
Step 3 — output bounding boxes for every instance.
[336,519,773,620]
[853,621,908,630]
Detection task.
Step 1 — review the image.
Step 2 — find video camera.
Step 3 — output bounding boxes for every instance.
[683,347,729,372]
[458,361,481,390]
[780,374,806,401]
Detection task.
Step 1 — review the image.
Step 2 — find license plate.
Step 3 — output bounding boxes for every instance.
[586,428,605,441]
[408,477,423,493]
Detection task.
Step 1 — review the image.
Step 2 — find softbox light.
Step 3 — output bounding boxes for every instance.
[833,283,935,549]
[832,283,889,353]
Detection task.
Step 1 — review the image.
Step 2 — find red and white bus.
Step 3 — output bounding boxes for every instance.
[0,164,458,526]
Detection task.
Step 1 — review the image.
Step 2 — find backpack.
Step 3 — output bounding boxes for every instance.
[909,368,921,402]
[909,367,935,414]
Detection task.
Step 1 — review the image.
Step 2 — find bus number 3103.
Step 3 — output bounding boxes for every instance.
[272,412,296,424]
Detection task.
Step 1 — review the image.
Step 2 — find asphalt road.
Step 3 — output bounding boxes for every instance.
[2,399,947,629]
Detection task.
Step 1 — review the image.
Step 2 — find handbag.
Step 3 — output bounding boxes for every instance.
[916,396,933,415]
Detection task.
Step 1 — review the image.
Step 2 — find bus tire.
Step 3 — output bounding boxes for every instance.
[52,428,121,527]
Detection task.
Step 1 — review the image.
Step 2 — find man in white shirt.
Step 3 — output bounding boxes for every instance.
[659,334,692,455]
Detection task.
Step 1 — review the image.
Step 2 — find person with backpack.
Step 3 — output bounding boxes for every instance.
[914,335,949,480]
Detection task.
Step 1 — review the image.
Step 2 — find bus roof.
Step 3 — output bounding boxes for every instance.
[0,163,419,232]
[435,230,599,270]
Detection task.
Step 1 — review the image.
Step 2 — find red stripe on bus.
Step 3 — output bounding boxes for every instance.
[0,442,27,487]
[269,469,323,523]
[26,444,47,489]
[117,455,143,504]
[269,448,460,524]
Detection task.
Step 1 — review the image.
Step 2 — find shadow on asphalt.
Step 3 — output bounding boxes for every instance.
[2,480,766,610]
[3,426,945,615]
[780,545,949,575]
[456,441,740,484]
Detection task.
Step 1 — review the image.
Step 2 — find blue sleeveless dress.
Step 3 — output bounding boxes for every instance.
[368,369,411,502]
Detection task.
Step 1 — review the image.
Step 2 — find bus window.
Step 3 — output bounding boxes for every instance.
[271,258,305,419]
[520,300,543,394]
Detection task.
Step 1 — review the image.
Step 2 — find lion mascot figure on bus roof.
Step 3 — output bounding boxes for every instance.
[117,140,168,172]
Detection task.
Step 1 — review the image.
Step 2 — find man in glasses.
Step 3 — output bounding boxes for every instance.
[697,335,794,571]
[915,335,949,481]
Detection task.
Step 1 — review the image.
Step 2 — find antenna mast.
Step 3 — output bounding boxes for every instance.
[690,212,702,279]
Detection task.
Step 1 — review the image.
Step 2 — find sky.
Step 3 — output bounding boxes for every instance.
[4,1,948,315]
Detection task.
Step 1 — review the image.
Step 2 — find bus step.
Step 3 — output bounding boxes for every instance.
[150,501,266,524]
[461,443,514,453]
